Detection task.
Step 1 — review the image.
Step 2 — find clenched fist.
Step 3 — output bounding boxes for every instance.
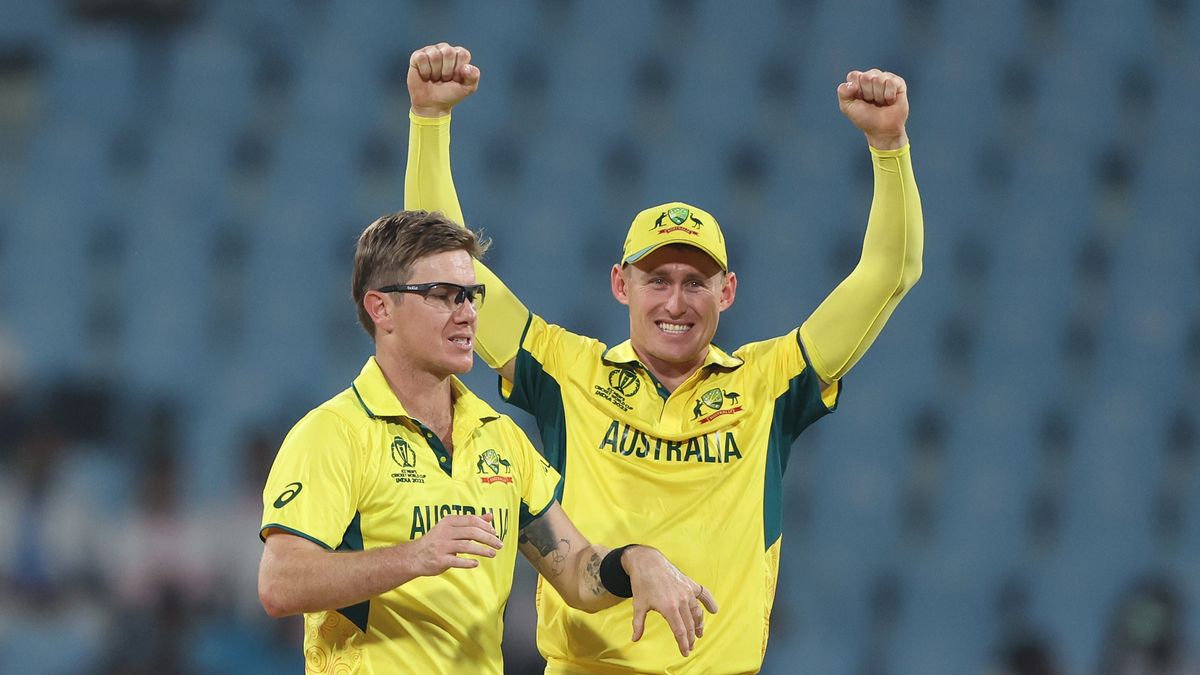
[837,69,909,150]
[408,42,481,118]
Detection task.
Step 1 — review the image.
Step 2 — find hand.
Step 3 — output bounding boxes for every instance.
[408,42,481,118]
[405,513,502,576]
[623,546,719,657]
[837,69,909,150]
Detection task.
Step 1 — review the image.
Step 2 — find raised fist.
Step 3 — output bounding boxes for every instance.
[408,42,481,118]
[837,69,909,149]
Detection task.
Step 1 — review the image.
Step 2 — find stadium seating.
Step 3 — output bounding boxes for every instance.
[2,0,1197,671]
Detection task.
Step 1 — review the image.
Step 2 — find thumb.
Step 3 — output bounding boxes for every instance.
[631,605,647,642]
[837,79,859,103]
[837,70,862,102]
[460,63,481,87]
[697,586,719,614]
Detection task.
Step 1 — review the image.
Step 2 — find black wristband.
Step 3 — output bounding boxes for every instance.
[599,544,636,598]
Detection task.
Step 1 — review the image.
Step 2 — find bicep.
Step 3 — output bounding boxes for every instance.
[263,530,326,555]
[260,530,325,573]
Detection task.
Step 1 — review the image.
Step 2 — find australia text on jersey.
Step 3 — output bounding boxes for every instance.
[410,503,512,540]
[598,421,743,464]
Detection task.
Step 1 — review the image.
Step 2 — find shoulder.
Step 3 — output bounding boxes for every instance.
[526,315,606,355]
[282,388,371,447]
[732,328,803,366]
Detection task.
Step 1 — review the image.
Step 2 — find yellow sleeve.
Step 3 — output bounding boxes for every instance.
[798,144,924,382]
[405,110,529,369]
[509,420,563,529]
[260,409,361,547]
[404,112,466,225]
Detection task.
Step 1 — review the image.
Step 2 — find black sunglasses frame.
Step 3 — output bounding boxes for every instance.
[376,282,486,309]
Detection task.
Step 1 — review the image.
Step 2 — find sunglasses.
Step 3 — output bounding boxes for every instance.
[376,282,486,311]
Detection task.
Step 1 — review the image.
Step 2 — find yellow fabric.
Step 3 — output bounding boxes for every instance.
[403,111,923,673]
[798,144,923,383]
[510,316,834,674]
[405,111,528,369]
[261,357,560,674]
[622,202,728,270]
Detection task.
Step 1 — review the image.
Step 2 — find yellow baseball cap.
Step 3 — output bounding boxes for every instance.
[620,202,728,271]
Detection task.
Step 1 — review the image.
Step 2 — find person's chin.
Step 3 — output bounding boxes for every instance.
[652,342,702,366]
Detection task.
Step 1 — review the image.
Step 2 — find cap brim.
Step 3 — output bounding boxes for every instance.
[623,241,727,270]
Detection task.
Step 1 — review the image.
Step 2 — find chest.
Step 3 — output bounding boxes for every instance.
[574,363,761,437]
[562,364,776,491]
[356,422,526,544]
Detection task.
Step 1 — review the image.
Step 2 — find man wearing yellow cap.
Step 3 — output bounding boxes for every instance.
[402,42,923,674]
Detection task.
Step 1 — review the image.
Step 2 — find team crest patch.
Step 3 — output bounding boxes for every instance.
[477,448,514,484]
[668,207,690,225]
[652,209,703,236]
[692,387,743,423]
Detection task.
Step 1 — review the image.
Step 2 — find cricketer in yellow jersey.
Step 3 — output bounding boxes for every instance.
[404,43,922,674]
[257,211,717,674]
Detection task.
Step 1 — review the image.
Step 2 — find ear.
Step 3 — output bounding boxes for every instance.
[610,264,631,306]
[717,271,737,312]
[363,290,394,334]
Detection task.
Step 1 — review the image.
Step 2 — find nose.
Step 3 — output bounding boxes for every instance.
[453,297,478,322]
[663,285,687,317]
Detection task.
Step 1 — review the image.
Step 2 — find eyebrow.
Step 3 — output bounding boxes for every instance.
[641,266,718,280]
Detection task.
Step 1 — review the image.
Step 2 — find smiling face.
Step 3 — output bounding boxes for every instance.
[611,244,737,382]
[379,249,479,378]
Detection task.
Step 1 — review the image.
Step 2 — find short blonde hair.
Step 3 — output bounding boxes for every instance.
[351,210,488,336]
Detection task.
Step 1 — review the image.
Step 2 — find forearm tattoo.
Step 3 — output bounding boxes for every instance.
[519,518,570,577]
[584,552,605,597]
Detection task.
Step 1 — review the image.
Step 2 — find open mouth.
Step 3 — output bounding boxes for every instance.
[656,321,691,335]
[449,336,473,349]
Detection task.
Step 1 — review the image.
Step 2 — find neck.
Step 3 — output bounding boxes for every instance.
[633,346,705,394]
[374,349,454,428]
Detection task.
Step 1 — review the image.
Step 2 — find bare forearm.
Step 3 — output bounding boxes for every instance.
[517,506,619,612]
[258,542,417,617]
[567,544,620,612]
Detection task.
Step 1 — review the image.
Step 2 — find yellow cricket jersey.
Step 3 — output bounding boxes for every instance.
[260,357,561,675]
[502,314,839,675]
[405,111,919,674]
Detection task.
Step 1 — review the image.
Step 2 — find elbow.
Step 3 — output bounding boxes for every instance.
[258,571,296,618]
[574,593,605,614]
[900,259,922,292]
[564,596,604,614]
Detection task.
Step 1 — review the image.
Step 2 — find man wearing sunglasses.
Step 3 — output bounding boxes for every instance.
[257,211,716,674]
[403,43,922,674]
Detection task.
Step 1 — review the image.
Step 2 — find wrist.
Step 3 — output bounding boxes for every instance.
[617,544,653,573]
[392,540,423,581]
[410,105,452,119]
[599,544,640,598]
[865,130,908,151]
